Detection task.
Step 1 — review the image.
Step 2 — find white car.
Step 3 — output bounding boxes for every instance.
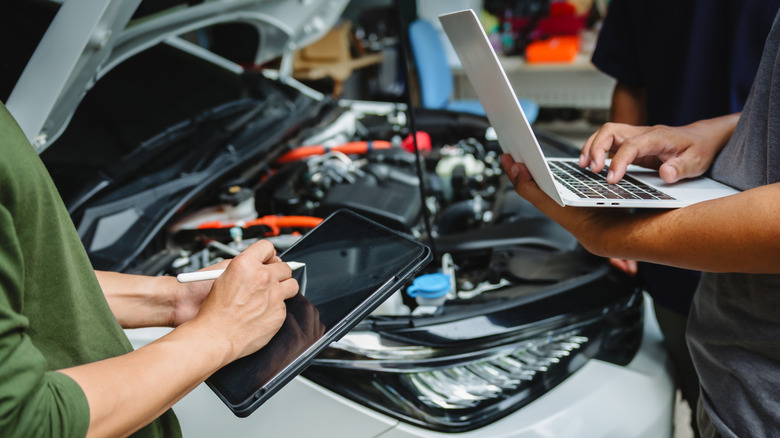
[3,0,674,436]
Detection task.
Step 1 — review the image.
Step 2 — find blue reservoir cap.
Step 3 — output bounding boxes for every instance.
[406,273,450,298]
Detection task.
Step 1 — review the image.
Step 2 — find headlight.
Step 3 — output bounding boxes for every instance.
[304,276,643,432]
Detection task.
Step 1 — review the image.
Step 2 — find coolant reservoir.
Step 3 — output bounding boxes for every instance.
[406,273,451,306]
[372,290,410,316]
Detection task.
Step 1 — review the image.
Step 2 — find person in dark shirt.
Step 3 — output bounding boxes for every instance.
[590,2,780,434]
[502,8,780,436]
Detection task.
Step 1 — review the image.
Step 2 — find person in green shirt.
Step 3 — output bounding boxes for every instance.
[0,101,299,437]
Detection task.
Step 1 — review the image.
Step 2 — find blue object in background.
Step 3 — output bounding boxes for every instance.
[408,19,539,124]
[406,273,451,303]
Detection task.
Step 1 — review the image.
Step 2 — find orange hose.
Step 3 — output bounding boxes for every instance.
[196,215,323,237]
[275,140,393,163]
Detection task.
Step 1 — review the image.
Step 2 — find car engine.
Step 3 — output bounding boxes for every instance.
[131,102,606,316]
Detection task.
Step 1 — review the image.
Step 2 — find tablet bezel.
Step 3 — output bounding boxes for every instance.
[205,209,432,417]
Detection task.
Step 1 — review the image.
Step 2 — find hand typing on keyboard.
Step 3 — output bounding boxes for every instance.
[578,116,739,184]
[549,161,674,201]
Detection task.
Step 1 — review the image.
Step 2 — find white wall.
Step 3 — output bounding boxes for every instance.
[416,0,483,68]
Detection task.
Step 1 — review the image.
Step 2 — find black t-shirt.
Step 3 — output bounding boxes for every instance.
[593,0,780,127]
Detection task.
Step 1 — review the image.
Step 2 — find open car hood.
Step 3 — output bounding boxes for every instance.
[6,0,347,153]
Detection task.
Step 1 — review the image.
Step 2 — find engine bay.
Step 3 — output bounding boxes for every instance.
[128,101,606,317]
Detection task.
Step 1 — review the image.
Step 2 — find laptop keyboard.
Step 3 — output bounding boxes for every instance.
[549,160,676,201]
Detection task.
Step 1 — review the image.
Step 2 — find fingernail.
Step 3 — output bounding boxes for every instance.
[579,154,586,166]
[607,170,614,182]
[510,165,520,178]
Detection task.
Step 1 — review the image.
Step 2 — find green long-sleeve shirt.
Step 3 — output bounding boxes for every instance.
[0,102,180,436]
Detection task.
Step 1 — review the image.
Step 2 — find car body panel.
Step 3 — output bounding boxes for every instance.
[7,0,347,152]
[126,295,673,437]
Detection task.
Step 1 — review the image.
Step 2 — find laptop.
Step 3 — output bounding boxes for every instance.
[439,9,739,208]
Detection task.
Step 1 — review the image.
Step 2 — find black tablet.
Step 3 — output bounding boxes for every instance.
[205,209,432,417]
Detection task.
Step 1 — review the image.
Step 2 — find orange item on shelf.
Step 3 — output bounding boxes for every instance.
[525,35,580,63]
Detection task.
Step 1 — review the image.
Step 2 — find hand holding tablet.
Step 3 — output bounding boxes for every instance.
[205,209,431,417]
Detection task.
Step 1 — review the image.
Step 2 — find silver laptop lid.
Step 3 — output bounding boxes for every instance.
[439,9,565,206]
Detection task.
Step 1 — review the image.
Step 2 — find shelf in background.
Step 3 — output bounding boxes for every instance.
[452,53,616,110]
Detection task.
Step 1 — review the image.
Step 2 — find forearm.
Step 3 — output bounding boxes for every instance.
[58,241,293,437]
[610,82,647,125]
[59,320,231,438]
[573,184,780,273]
[96,271,178,328]
[686,113,740,154]
[504,155,780,273]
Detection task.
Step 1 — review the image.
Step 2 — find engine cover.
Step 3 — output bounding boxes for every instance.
[315,163,421,231]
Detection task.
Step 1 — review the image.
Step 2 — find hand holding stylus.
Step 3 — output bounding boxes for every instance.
[177,261,305,283]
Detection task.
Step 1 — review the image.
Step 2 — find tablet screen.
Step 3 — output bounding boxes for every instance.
[206,209,428,410]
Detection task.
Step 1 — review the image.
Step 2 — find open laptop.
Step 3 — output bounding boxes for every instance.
[439,9,739,208]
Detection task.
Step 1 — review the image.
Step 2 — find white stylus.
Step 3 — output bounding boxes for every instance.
[176,261,305,283]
